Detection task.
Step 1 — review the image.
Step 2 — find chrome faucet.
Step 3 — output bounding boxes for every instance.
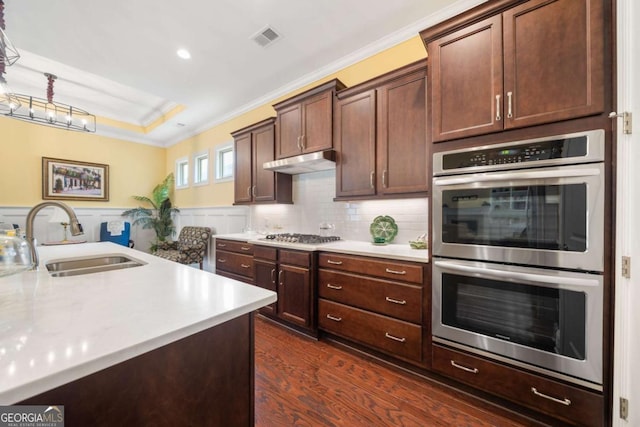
[26,201,84,268]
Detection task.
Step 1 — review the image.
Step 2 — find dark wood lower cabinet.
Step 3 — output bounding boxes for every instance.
[20,314,255,427]
[319,299,422,363]
[253,246,315,333]
[215,239,254,283]
[432,344,605,427]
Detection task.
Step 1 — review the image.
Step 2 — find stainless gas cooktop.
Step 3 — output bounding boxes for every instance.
[263,233,341,244]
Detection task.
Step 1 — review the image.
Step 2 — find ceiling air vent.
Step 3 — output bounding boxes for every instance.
[251,26,282,48]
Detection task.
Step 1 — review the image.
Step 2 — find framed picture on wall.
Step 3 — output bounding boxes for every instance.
[42,157,109,201]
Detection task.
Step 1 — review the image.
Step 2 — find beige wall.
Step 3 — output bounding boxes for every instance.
[0,118,166,208]
[167,35,427,207]
[1,35,426,210]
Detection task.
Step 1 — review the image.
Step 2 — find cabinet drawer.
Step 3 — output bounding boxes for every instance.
[319,299,422,362]
[279,249,311,267]
[215,250,254,279]
[319,253,423,284]
[319,270,421,323]
[253,245,277,261]
[215,239,254,255]
[432,344,604,427]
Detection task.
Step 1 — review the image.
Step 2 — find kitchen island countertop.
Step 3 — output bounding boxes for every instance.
[0,242,276,404]
[214,233,429,263]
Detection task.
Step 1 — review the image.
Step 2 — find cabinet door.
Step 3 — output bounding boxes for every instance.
[278,264,311,327]
[252,123,276,202]
[377,70,428,195]
[254,259,277,315]
[335,90,377,198]
[503,0,604,129]
[429,15,503,142]
[275,103,302,159]
[301,90,334,153]
[233,133,253,203]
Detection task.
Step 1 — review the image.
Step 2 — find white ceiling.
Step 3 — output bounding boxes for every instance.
[3,0,477,146]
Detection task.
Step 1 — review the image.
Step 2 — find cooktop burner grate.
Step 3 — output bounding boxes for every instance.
[264,233,341,244]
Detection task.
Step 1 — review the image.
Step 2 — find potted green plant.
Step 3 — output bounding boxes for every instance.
[122,173,179,252]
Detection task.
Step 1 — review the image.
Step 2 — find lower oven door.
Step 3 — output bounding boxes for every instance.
[432,258,603,387]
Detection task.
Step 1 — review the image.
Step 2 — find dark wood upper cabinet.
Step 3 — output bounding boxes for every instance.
[335,89,377,198]
[233,132,253,204]
[232,118,292,205]
[377,69,428,195]
[335,60,428,200]
[273,79,346,159]
[423,0,604,143]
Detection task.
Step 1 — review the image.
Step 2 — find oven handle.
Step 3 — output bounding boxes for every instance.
[433,167,601,186]
[434,260,600,288]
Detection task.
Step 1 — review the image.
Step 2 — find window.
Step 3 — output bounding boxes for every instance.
[215,143,234,183]
[175,157,189,188]
[193,151,209,185]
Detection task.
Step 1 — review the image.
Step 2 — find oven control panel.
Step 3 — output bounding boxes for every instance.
[442,137,588,170]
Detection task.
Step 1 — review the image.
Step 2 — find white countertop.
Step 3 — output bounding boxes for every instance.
[215,233,429,263]
[0,242,277,404]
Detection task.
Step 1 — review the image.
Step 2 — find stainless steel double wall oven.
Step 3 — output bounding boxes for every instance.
[431,129,605,389]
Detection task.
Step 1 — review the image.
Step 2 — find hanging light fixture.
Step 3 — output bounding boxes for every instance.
[0,0,22,114]
[6,72,97,132]
[0,1,95,132]
[0,1,19,67]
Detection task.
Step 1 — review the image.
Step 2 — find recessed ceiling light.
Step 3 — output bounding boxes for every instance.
[176,48,191,60]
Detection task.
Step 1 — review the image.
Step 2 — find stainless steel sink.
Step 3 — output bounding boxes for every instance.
[46,254,146,277]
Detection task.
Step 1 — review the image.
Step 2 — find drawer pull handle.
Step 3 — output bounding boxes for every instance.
[385,268,406,275]
[278,270,284,286]
[384,332,406,343]
[241,264,251,269]
[531,387,571,406]
[385,297,406,305]
[241,246,251,251]
[218,243,226,247]
[327,283,343,290]
[450,360,479,374]
[326,314,342,322]
[217,258,226,263]
[327,259,343,265]
[270,269,276,284]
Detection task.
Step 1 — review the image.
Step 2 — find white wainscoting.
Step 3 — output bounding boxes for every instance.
[0,205,249,272]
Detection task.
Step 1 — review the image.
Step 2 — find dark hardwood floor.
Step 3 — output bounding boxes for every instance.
[254,316,541,427]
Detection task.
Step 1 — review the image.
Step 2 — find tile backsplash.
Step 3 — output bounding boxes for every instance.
[248,170,429,243]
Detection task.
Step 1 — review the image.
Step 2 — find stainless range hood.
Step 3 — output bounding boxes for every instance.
[263,150,336,174]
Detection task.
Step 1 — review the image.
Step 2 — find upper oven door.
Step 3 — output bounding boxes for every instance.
[432,163,604,271]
